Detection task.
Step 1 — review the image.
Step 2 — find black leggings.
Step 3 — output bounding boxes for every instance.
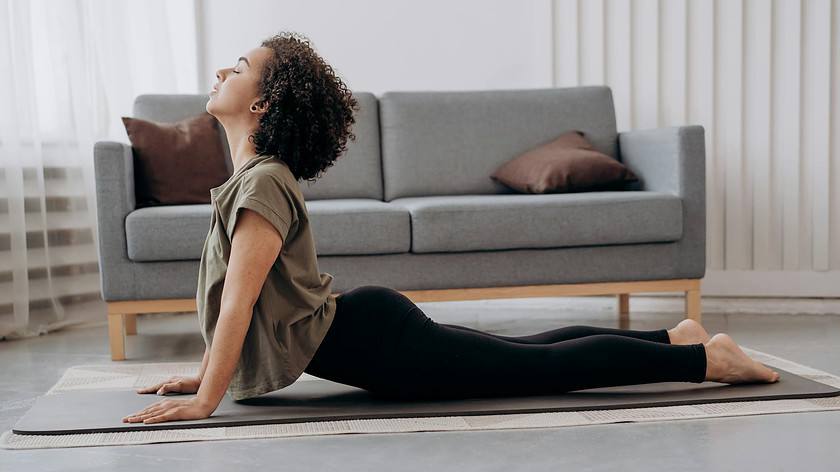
[303,285,707,400]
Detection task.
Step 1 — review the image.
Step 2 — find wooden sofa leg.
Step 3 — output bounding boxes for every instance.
[685,288,702,323]
[617,293,630,315]
[617,294,630,329]
[124,314,137,335]
[108,312,126,361]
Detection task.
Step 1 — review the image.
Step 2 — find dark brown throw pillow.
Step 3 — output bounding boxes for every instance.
[122,112,230,207]
[490,130,638,194]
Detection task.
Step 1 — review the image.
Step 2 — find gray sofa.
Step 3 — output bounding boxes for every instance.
[94,85,706,361]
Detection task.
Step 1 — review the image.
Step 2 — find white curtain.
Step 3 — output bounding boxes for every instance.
[0,0,198,339]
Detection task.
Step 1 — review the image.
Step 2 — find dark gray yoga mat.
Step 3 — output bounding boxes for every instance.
[14,365,840,435]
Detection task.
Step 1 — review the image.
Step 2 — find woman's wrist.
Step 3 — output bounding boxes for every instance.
[196,385,221,411]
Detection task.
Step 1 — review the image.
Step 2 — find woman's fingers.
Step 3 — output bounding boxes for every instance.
[157,380,183,395]
[136,381,165,394]
[122,400,171,422]
[124,403,184,423]
[132,409,165,421]
[137,378,173,393]
[136,376,183,394]
[143,412,174,424]
[131,403,165,419]
[122,398,210,425]
[136,376,201,396]
[124,411,158,422]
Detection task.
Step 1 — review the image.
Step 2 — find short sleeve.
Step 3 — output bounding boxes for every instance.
[226,170,295,244]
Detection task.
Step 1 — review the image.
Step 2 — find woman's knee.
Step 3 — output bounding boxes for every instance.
[563,325,609,338]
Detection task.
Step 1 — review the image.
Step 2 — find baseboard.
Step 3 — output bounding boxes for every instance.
[654,270,840,298]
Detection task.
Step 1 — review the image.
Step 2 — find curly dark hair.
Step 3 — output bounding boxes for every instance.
[251,32,359,183]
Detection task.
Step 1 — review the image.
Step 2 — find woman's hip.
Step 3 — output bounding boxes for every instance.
[304,285,430,388]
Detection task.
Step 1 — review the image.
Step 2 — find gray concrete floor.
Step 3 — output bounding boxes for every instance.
[2,296,840,471]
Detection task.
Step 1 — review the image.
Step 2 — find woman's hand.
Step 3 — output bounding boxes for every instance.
[122,397,214,424]
[136,375,202,395]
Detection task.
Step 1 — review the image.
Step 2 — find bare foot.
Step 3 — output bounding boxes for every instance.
[667,319,711,345]
[704,333,780,384]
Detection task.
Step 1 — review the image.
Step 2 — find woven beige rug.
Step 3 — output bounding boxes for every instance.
[3,346,840,450]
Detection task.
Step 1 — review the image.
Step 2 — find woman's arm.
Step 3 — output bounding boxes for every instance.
[122,207,284,425]
[195,207,285,411]
[197,347,210,382]
[196,302,256,409]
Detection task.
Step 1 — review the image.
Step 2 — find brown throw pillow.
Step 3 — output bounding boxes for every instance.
[122,112,230,207]
[490,130,638,194]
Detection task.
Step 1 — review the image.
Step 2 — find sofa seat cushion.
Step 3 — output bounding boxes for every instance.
[126,205,215,261]
[126,199,412,261]
[304,199,410,255]
[388,191,683,253]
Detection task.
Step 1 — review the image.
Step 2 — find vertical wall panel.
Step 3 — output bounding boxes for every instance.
[745,0,773,270]
[605,0,633,132]
[632,0,659,129]
[798,0,812,271]
[774,0,802,270]
[718,0,748,269]
[659,0,687,126]
[554,0,580,87]
[579,0,605,85]
[686,0,720,270]
[765,0,784,271]
[801,0,832,271]
[832,0,840,270]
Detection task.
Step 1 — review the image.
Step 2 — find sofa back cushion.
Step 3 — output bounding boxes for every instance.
[379,85,619,200]
[132,92,384,201]
[297,92,383,200]
[122,112,229,207]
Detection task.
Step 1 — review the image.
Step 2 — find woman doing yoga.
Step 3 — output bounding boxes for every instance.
[122,32,779,425]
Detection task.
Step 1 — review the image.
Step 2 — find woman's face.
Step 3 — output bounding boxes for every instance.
[206,47,272,121]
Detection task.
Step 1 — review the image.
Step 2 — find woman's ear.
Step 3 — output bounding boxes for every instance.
[251,99,269,114]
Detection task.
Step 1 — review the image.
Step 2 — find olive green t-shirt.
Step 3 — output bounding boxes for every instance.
[196,153,337,401]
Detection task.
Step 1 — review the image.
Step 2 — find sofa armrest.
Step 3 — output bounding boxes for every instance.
[617,125,706,277]
[93,141,137,300]
[93,141,136,213]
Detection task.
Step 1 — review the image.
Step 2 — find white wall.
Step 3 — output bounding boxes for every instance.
[197,0,553,95]
[197,0,840,297]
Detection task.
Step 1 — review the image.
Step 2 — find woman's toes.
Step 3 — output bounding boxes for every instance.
[760,364,778,382]
[754,363,780,383]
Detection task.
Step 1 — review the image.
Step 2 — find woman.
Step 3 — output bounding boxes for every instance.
[122,32,779,426]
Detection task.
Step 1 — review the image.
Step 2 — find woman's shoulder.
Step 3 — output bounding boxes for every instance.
[245,156,299,188]
[237,158,306,217]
